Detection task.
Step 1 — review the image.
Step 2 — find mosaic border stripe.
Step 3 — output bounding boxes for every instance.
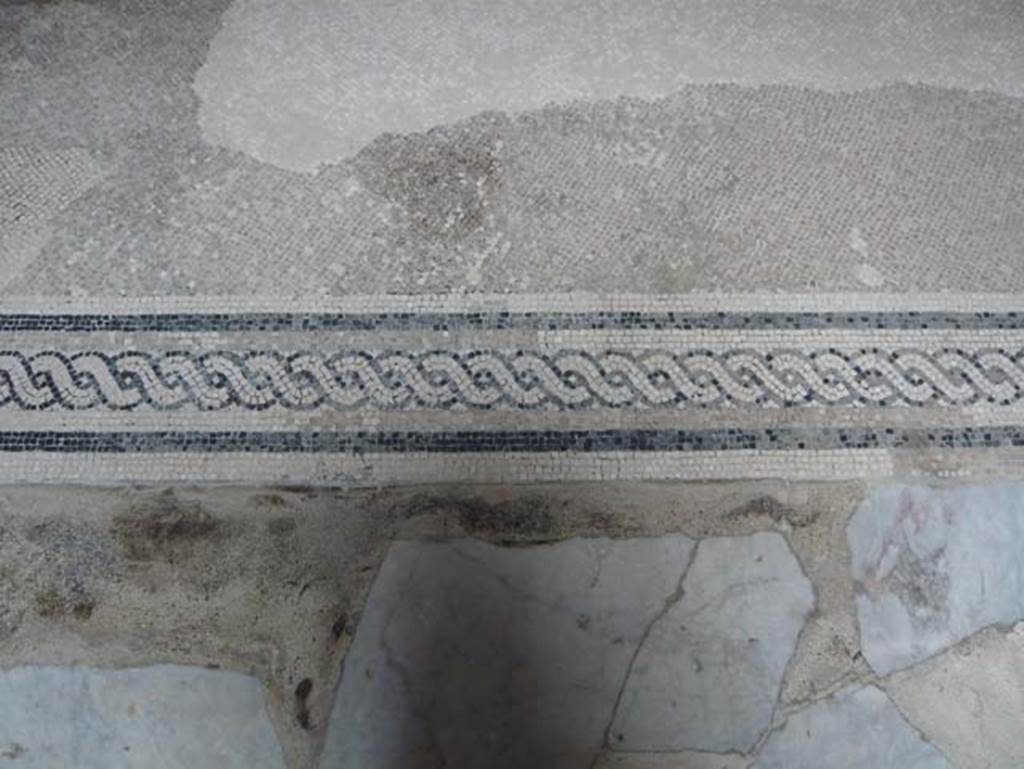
[5,292,1024,314]
[2,425,1022,453]
[0,448,901,484]
[1,311,1023,332]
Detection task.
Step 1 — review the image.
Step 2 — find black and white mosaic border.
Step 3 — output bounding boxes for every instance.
[4,294,1024,483]
[2,309,1023,333]
[3,347,1024,411]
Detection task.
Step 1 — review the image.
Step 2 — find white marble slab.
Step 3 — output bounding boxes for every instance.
[0,665,284,769]
[849,481,1024,674]
[610,532,813,752]
[755,685,947,769]
[321,535,695,769]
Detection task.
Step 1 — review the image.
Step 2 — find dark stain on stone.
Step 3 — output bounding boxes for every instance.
[267,516,296,536]
[404,494,557,541]
[71,599,95,621]
[33,587,94,621]
[0,742,25,760]
[356,131,503,243]
[888,545,951,626]
[331,611,348,641]
[855,544,951,631]
[294,677,314,731]
[33,588,63,618]
[728,495,819,528]
[112,489,221,564]
[270,486,318,498]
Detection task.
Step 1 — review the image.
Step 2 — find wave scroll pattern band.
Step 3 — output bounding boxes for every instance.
[1,348,1022,411]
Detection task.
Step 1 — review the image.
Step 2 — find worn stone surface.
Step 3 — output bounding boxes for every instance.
[849,482,1024,675]
[3,0,1024,296]
[887,625,1024,769]
[320,535,694,769]
[610,532,814,753]
[0,479,1018,768]
[4,82,1022,296]
[756,684,948,769]
[196,0,1024,170]
[0,485,396,769]
[594,751,746,769]
[0,664,284,769]
[0,481,847,768]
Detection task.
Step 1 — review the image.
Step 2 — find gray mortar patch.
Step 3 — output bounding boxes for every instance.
[355,128,505,243]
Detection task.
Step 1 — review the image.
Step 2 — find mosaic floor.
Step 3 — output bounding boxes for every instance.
[3,0,1024,486]
[3,1,1024,768]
